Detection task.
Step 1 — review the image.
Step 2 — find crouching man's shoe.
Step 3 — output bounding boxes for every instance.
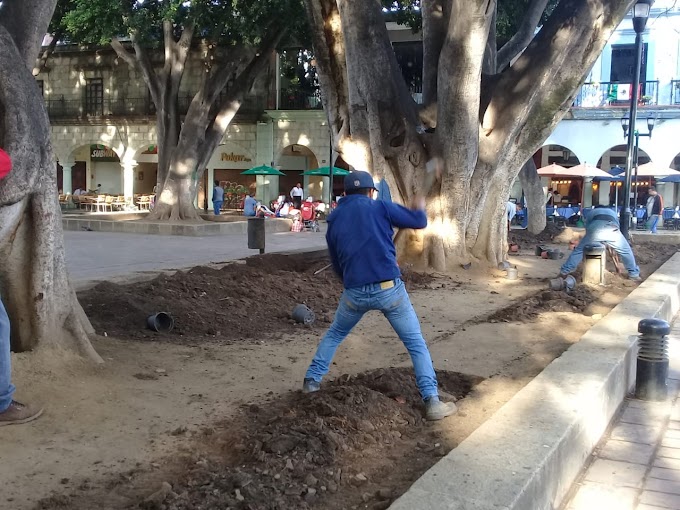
[302,378,320,393]
[425,396,457,421]
[0,401,43,426]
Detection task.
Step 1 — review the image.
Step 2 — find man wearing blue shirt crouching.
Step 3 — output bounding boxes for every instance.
[302,171,457,421]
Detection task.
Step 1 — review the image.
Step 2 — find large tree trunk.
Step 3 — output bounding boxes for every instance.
[305,0,632,269]
[518,158,547,234]
[0,6,100,361]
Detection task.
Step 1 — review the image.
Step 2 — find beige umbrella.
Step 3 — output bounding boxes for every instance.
[633,162,680,177]
[537,163,569,176]
[552,163,612,179]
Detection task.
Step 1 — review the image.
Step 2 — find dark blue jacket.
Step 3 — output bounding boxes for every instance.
[326,194,427,288]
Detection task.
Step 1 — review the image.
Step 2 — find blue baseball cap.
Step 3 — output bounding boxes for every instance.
[344,171,377,192]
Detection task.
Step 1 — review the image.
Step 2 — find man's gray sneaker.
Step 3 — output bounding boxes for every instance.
[425,397,457,421]
[302,378,320,393]
[0,401,43,426]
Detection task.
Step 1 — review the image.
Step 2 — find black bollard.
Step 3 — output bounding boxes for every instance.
[247,217,265,254]
[583,243,605,285]
[635,318,671,401]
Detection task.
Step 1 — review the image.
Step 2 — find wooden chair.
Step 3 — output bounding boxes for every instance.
[135,195,151,210]
[111,196,127,211]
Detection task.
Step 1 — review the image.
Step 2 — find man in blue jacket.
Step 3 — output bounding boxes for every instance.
[302,171,456,421]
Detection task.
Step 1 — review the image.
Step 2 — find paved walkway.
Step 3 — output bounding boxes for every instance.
[64,230,328,287]
[563,319,680,510]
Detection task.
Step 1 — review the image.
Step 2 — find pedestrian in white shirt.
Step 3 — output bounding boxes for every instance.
[290,183,304,210]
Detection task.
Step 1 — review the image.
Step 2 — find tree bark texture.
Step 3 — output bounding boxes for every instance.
[0,8,101,361]
[305,0,632,269]
[112,24,284,221]
[518,158,547,234]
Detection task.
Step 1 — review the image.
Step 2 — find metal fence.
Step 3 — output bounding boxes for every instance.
[573,80,660,108]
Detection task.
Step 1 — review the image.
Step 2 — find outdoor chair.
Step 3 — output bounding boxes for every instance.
[104,195,115,212]
[91,195,108,213]
[136,195,151,210]
[111,196,127,211]
[635,208,647,230]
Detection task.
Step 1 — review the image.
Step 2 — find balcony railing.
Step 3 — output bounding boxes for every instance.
[46,94,266,120]
[279,89,323,110]
[672,80,680,105]
[573,80,659,108]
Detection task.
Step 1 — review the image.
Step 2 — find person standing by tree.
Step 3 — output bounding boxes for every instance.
[212,180,224,216]
[0,149,43,426]
[646,187,663,234]
[290,182,304,210]
[302,171,457,421]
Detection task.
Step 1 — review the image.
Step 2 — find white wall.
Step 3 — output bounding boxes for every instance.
[92,162,122,194]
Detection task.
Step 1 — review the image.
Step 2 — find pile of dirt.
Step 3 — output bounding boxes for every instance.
[36,368,483,510]
[632,241,678,267]
[510,223,578,248]
[488,286,597,323]
[78,253,443,345]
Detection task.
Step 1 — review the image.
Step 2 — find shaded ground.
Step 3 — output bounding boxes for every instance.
[4,245,678,510]
[78,253,438,344]
[37,368,481,510]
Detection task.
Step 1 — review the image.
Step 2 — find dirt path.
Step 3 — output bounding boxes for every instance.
[1,240,675,510]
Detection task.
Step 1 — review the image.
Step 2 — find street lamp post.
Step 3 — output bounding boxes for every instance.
[621,0,653,239]
[622,115,655,224]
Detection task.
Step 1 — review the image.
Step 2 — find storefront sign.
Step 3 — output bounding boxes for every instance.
[90,145,118,161]
[220,152,252,163]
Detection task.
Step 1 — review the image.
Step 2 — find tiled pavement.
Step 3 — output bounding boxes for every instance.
[563,320,680,510]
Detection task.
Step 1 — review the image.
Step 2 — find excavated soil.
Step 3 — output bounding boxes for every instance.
[36,368,482,510]
[78,253,439,345]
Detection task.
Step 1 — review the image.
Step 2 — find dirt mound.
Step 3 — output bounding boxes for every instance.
[36,368,482,510]
[78,253,445,345]
[632,241,678,266]
[510,223,578,248]
[488,286,597,323]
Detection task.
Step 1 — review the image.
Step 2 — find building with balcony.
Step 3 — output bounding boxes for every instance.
[40,4,680,212]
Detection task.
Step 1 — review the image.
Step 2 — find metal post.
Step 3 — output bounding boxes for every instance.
[328,130,334,206]
[633,132,640,213]
[635,318,671,401]
[582,243,606,285]
[621,32,644,239]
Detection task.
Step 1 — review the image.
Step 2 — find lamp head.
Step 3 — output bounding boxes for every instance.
[632,0,653,33]
[621,115,630,138]
[647,117,656,135]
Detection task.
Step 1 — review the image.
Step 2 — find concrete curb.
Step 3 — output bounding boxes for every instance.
[390,253,680,510]
[62,217,293,236]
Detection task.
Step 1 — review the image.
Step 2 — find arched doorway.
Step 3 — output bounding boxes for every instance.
[596,145,652,207]
[134,144,159,195]
[514,145,582,205]
[65,144,122,195]
[277,144,319,199]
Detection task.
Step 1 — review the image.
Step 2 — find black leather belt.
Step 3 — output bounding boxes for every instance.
[590,214,617,223]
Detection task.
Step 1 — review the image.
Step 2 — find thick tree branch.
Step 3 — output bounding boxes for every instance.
[172,22,195,84]
[0,0,58,68]
[486,0,633,158]
[163,19,174,69]
[496,0,550,71]
[302,0,351,142]
[110,37,139,70]
[33,30,60,76]
[422,0,451,107]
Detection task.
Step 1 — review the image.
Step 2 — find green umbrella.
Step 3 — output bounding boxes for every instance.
[241,165,285,176]
[301,166,350,176]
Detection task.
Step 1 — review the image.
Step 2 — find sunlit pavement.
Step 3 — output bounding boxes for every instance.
[64,229,329,287]
[563,319,680,510]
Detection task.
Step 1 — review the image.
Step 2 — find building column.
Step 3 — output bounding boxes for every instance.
[599,181,611,206]
[61,161,75,195]
[207,167,215,211]
[121,160,137,199]
[583,178,593,207]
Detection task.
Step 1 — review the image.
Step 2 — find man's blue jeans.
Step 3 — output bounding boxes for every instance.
[213,200,223,215]
[0,297,15,412]
[560,221,640,277]
[305,278,439,400]
[649,214,660,233]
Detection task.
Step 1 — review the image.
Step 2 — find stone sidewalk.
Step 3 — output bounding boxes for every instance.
[64,229,328,288]
[563,319,680,510]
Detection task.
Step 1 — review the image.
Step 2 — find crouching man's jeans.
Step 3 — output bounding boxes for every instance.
[0,297,15,412]
[305,278,438,400]
[560,221,640,278]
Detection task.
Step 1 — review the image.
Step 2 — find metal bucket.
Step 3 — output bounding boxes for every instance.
[147,312,174,333]
[506,267,518,280]
[292,304,316,325]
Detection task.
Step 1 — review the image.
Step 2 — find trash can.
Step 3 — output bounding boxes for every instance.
[247,217,265,254]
